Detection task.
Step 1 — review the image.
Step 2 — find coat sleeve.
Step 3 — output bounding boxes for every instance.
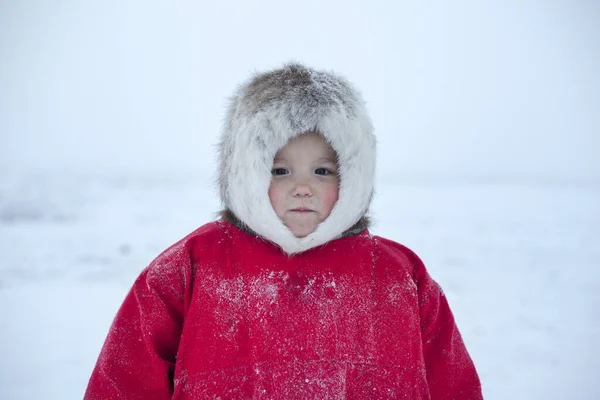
[412,252,483,400]
[84,248,189,400]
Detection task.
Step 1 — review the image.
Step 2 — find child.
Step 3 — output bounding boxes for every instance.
[85,63,482,399]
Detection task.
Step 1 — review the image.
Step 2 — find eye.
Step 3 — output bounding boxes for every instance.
[315,168,333,176]
[271,168,289,176]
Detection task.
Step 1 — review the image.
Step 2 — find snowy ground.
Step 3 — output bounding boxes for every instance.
[0,170,598,399]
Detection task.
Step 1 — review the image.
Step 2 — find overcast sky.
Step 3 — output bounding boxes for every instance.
[1,0,598,181]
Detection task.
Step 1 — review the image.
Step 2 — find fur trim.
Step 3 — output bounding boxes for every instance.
[218,209,371,241]
[218,63,376,254]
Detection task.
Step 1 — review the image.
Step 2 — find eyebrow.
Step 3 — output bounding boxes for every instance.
[318,157,337,164]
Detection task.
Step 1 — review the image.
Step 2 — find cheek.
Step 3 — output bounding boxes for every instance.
[268,182,285,211]
[321,183,339,214]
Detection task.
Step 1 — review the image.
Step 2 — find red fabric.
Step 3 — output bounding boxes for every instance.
[85,220,482,399]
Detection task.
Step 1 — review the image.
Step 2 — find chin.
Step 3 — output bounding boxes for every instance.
[289,225,316,238]
[291,230,311,238]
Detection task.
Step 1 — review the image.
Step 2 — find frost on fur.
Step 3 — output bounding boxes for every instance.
[218,63,376,254]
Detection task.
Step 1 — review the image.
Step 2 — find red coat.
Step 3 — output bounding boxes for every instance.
[85,220,482,399]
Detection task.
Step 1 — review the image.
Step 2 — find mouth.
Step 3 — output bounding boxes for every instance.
[289,208,315,213]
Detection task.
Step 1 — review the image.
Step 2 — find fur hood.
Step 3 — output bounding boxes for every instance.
[218,63,376,254]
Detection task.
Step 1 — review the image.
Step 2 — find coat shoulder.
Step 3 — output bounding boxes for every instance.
[370,235,427,278]
[142,220,231,286]
[148,220,224,262]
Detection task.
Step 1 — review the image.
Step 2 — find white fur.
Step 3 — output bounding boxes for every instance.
[218,63,376,254]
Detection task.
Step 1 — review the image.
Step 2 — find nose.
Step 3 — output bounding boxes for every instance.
[292,182,313,197]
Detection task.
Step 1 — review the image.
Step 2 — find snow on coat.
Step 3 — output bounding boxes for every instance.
[84,220,482,399]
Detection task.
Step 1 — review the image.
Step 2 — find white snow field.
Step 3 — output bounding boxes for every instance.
[0,170,598,399]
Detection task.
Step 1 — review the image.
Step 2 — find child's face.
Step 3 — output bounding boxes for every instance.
[268,133,340,238]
